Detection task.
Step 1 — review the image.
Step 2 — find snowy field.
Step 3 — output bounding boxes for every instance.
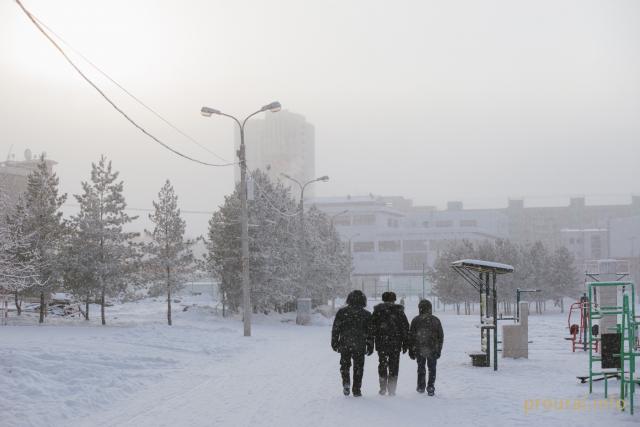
[1,296,638,427]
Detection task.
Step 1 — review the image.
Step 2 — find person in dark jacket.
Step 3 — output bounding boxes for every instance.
[331,290,373,397]
[408,299,444,396]
[369,291,410,396]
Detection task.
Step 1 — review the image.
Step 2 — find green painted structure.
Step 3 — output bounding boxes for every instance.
[587,281,639,415]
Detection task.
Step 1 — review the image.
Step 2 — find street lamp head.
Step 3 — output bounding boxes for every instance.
[280,172,292,179]
[261,101,282,113]
[200,106,221,117]
[317,175,330,182]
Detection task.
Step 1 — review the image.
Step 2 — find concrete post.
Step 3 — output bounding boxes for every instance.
[296,298,312,325]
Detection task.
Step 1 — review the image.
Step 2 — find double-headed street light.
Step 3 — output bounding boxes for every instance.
[280,173,329,227]
[280,173,329,299]
[201,101,281,337]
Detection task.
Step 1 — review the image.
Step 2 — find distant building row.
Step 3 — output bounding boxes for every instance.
[311,195,640,297]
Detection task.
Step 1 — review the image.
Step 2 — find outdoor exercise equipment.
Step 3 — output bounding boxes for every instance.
[566,294,599,353]
[586,281,638,415]
[451,259,514,371]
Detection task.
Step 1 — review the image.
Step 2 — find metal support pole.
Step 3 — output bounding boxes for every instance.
[239,126,251,337]
[422,263,426,300]
[493,272,498,371]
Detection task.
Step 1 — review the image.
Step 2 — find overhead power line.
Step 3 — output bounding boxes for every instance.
[31,15,231,164]
[15,0,235,168]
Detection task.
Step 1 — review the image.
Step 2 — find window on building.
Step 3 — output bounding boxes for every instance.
[353,241,375,252]
[378,240,401,252]
[386,218,399,228]
[333,216,351,226]
[403,240,428,251]
[435,220,453,228]
[460,219,477,227]
[403,252,427,271]
[353,214,376,226]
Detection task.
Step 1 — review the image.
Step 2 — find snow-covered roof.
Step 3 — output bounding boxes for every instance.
[451,259,514,274]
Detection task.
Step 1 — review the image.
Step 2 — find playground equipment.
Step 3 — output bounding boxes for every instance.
[586,281,639,415]
[566,294,599,352]
[451,259,514,371]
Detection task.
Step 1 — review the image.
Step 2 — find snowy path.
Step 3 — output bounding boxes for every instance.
[2,298,639,427]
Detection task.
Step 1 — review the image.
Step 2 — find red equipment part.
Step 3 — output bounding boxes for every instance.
[566,299,599,353]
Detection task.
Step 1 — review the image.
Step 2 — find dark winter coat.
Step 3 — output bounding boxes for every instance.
[369,302,410,353]
[408,300,444,359]
[331,291,373,354]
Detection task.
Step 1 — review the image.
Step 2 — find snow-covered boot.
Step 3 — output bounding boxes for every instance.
[343,383,351,396]
[378,377,387,395]
[388,377,398,396]
[427,386,435,396]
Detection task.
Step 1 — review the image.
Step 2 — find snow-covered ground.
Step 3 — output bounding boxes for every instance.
[1,296,638,427]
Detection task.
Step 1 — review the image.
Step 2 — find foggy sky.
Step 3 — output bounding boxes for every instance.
[1,0,639,236]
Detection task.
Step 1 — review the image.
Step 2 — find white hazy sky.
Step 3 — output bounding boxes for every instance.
[1,0,639,236]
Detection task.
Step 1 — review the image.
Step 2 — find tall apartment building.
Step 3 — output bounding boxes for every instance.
[235,110,315,199]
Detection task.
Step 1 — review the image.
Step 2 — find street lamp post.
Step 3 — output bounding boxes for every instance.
[280,173,329,298]
[280,173,329,229]
[201,101,281,337]
[345,232,360,290]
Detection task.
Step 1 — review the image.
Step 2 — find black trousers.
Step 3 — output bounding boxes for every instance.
[417,356,437,389]
[340,352,365,391]
[377,350,401,382]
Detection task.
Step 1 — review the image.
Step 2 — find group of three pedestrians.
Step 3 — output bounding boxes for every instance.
[331,290,444,397]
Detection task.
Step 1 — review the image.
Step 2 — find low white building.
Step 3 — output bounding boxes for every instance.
[311,196,508,298]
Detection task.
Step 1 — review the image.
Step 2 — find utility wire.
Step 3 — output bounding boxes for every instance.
[31,15,231,164]
[15,0,235,168]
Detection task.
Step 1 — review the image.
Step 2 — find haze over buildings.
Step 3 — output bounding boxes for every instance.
[236,110,315,199]
[1,0,638,232]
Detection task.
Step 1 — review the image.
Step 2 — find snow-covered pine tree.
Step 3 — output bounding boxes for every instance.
[143,180,196,325]
[5,157,67,323]
[429,239,477,314]
[548,245,579,313]
[207,170,302,313]
[71,155,139,325]
[0,193,38,315]
[521,241,551,314]
[303,206,351,306]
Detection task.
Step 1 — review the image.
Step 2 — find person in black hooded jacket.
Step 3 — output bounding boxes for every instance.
[408,299,444,395]
[331,290,373,397]
[369,291,410,396]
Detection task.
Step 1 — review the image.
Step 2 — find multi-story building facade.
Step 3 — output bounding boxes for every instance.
[236,110,315,199]
[609,215,640,285]
[504,196,640,247]
[312,194,640,297]
[311,196,508,297]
